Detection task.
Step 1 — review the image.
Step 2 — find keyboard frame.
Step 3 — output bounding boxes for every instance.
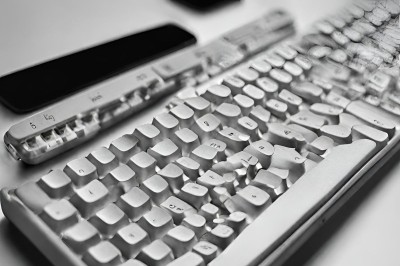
[2,84,400,266]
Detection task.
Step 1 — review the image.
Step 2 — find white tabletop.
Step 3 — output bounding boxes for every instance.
[1,0,399,265]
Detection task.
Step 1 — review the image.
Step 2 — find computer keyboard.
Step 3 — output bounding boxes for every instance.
[2,1,400,266]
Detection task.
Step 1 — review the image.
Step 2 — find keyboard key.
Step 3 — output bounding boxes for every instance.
[137,240,174,266]
[346,101,396,137]
[256,77,279,98]
[40,199,78,233]
[101,164,138,200]
[251,169,286,200]
[119,259,146,266]
[263,123,305,149]
[224,186,271,220]
[197,170,225,190]
[141,175,172,205]
[117,187,151,221]
[89,203,129,237]
[191,113,222,141]
[222,76,245,95]
[262,53,285,68]
[158,163,184,193]
[237,116,259,141]
[87,147,119,176]
[203,224,235,249]
[294,55,313,75]
[266,99,288,120]
[199,203,220,222]
[190,145,218,171]
[127,151,157,183]
[167,252,205,266]
[109,135,140,163]
[249,105,271,132]
[15,182,53,214]
[170,104,195,128]
[269,69,292,90]
[307,136,335,155]
[184,97,212,118]
[82,241,122,266]
[325,91,351,109]
[138,206,174,240]
[160,196,196,224]
[178,183,209,209]
[291,82,323,103]
[283,61,303,80]
[320,125,352,144]
[171,128,200,156]
[64,157,98,187]
[111,223,151,258]
[192,241,219,264]
[270,145,306,176]
[148,139,181,168]
[163,225,197,257]
[37,169,72,198]
[250,59,272,76]
[287,124,318,143]
[203,139,227,161]
[233,94,254,116]
[243,140,274,169]
[214,103,242,126]
[202,85,232,106]
[225,212,248,233]
[152,113,180,137]
[175,157,200,181]
[132,124,162,151]
[70,180,109,218]
[242,85,265,106]
[182,214,207,238]
[278,89,302,114]
[235,67,259,84]
[310,103,343,124]
[63,220,101,254]
[352,124,389,150]
[216,127,250,153]
[290,110,327,132]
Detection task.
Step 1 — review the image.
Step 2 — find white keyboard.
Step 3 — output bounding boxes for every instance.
[3,1,400,266]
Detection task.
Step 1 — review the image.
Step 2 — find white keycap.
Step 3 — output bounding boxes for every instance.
[191,113,222,142]
[137,240,174,266]
[269,69,292,90]
[182,214,207,238]
[101,164,138,200]
[270,145,306,176]
[203,224,235,249]
[224,186,271,220]
[109,135,140,163]
[148,139,181,168]
[233,94,255,116]
[82,241,122,266]
[15,182,52,214]
[152,113,180,137]
[263,123,306,149]
[111,223,151,258]
[190,145,218,171]
[249,105,271,133]
[63,220,101,254]
[178,183,209,210]
[214,103,242,126]
[184,97,212,119]
[204,139,227,162]
[141,175,172,205]
[250,59,272,76]
[175,157,200,181]
[116,187,151,221]
[197,170,225,190]
[291,82,323,103]
[89,203,129,237]
[170,104,195,128]
[201,85,232,106]
[251,169,287,200]
[236,67,259,84]
[310,103,343,124]
[87,147,119,176]
[138,206,174,240]
[307,136,335,155]
[352,124,389,150]
[37,169,72,198]
[192,241,219,264]
[166,252,205,266]
[225,212,248,233]
[290,110,327,132]
[278,89,302,114]
[64,158,98,187]
[132,124,162,151]
[216,127,250,153]
[40,199,78,233]
[256,77,279,98]
[222,76,245,95]
[163,225,197,257]
[171,128,200,156]
[199,203,220,222]
[127,151,157,183]
[160,196,196,224]
[70,180,109,218]
[320,125,352,144]
[158,163,185,193]
[243,140,274,169]
[242,85,265,106]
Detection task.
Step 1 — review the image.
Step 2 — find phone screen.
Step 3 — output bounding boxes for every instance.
[0,24,196,113]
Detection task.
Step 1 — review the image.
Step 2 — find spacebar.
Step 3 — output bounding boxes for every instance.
[210,139,376,266]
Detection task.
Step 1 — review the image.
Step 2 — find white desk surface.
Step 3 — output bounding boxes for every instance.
[1,0,400,265]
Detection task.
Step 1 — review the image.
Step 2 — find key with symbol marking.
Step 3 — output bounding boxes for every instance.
[192,241,219,264]
[63,158,98,187]
[87,147,119,176]
[138,206,174,240]
[111,223,150,258]
[40,199,79,233]
[160,196,196,224]
[178,183,209,209]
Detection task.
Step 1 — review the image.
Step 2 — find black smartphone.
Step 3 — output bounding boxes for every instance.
[0,24,196,113]
[172,0,240,11]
